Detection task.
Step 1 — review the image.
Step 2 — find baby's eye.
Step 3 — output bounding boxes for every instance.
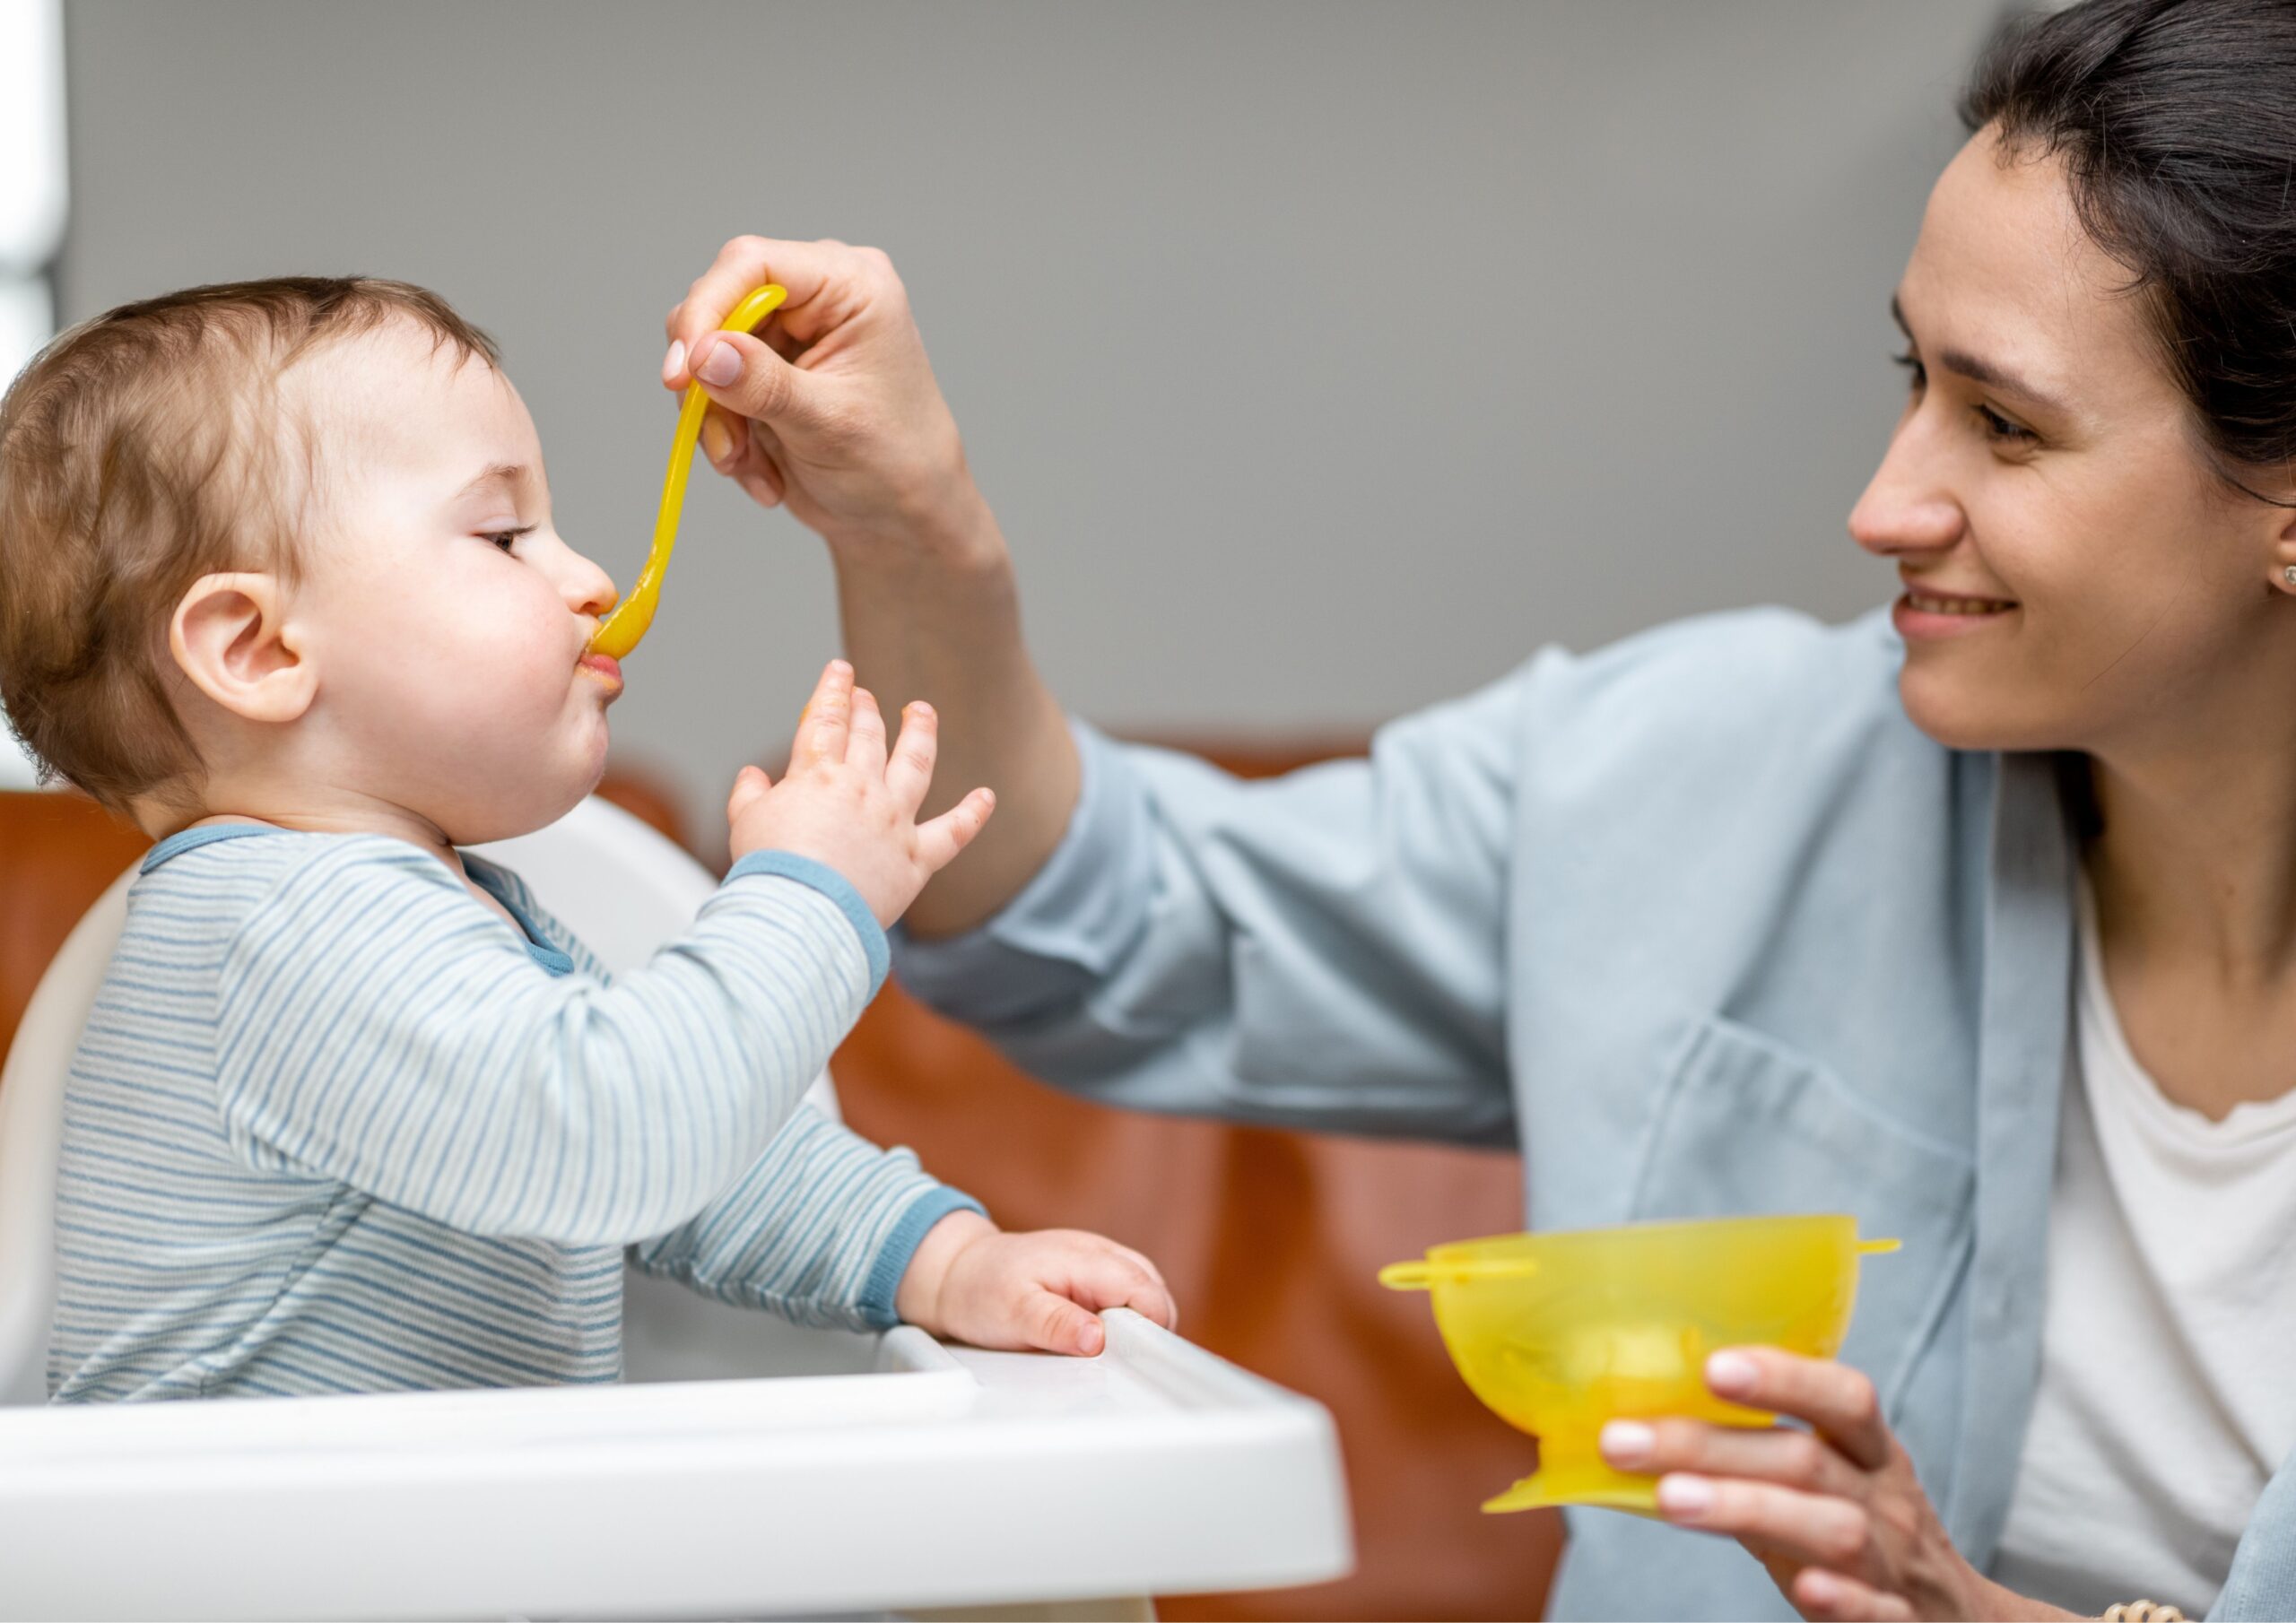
[483,526,535,553]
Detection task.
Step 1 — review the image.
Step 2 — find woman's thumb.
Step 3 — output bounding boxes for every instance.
[690,332,821,431]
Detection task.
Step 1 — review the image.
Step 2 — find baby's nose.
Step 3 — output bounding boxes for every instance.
[563,551,619,619]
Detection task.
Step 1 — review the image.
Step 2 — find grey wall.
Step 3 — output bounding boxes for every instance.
[58,0,2003,820]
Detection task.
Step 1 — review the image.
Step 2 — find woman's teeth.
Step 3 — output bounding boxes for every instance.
[1907,592,2013,616]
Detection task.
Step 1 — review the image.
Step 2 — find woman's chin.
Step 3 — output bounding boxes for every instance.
[1897,663,2058,754]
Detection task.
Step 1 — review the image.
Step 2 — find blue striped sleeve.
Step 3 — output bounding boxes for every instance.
[211,838,878,1245]
[627,1109,985,1332]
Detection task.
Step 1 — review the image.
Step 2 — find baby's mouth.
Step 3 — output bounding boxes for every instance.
[578,652,624,694]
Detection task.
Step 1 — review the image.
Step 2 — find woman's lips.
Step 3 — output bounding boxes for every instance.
[1893,586,2017,640]
[578,652,624,693]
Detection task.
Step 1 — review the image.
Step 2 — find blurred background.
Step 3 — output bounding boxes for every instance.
[1,4,2014,1618]
[9,0,2003,811]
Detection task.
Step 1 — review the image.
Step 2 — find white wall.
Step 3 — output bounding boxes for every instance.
[55,0,2005,820]
[0,0,65,790]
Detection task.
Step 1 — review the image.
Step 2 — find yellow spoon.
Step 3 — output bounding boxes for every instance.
[589,283,789,660]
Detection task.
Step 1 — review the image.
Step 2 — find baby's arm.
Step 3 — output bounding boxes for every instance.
[630,1110,1175,1352]
[628,1107,981,1331]
[210,662,990,1246]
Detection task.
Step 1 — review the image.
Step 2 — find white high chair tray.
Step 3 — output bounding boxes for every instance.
[0,1309,1350,1619]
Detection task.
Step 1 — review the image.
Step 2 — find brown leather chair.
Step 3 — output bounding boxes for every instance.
[0,768,1562,1620]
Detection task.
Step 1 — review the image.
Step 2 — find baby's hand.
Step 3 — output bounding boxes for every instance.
[893,1211,1178,1357]
[726,660,996,925]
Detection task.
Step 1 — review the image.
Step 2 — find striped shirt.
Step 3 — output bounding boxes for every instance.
[48,824,978,1402]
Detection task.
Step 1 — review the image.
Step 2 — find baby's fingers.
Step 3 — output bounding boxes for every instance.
[848,687,889,775]
[725,764,772,827]
[797,660,854,764]
[886,701,939,812]
[1020,1289,1107,1358]
[1069,1248,1178,1332]
[914,786,996,872]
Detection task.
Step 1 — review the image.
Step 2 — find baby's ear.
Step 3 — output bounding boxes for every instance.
[170,572,316,725]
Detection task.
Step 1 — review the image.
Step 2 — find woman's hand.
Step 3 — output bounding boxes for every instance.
[661,234,990,559]
[1598,1348,2074,1621]
[667,235,1078,939]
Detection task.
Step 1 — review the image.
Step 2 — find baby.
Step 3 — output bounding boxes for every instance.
[0,277,1171,1401]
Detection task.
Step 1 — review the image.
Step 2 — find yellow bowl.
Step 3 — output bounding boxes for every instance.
[1379,1214,1898,1515]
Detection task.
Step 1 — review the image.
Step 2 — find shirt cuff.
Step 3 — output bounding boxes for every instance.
[891,718,1154,1028]
[857,1185,989,1330]
[726,850,891,997]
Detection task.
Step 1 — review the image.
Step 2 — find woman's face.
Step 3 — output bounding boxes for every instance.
[1852,125,2296,759]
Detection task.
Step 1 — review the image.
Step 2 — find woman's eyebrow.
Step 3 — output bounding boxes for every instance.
[1891,293,2068,416]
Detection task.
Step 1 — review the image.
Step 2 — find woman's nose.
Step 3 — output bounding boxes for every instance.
[1848,424,1963,560]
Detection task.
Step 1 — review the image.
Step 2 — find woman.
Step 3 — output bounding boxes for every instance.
[656,1,2296,1616]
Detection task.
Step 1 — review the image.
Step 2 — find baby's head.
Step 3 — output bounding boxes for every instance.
[0,278,623,842]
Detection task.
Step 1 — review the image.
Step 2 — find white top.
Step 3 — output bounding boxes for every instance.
[1994,884,2296,1617]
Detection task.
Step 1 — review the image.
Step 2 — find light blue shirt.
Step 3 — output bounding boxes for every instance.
[52,826,978,1402]
[896,605,2296,1620]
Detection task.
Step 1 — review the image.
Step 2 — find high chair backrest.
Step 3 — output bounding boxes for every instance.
[0,867,130,1403]
[0,795,837,1403]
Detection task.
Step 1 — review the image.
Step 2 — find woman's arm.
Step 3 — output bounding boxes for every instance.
[661,236,1078,937]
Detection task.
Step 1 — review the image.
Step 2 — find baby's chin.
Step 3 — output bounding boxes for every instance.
[431,759,607,848]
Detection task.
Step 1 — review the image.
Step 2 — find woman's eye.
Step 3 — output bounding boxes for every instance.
[1892,350,1926,393]
[1975,404,2036,446]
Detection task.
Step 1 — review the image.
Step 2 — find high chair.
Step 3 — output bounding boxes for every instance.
[0,795,1350,1619]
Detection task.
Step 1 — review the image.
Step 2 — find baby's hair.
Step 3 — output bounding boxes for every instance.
[0,276,498,817]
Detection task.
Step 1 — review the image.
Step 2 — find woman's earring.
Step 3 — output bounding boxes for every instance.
[2283,565,2296,588]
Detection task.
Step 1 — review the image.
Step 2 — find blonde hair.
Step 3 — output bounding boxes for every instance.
[0,277,498,815]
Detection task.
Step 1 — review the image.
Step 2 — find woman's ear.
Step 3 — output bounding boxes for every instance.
[2268,495,2296,595]
[169,572,317,724]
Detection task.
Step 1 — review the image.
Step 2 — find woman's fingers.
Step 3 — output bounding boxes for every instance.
[1793,1567,1916,1622]
[1707,1349,1892,1471]
[848,686,889,776]
[664,234,837,364]
[665,235,890,381]
[798,661,855,763]
[1655,1473,1874,1578]
[687,330,828,437]
[1601,1417,1865,1503]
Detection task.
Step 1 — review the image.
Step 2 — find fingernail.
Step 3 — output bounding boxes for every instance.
[662,339,685,385]
[700,416,733,464]
[696,339,742,387]
[1706,1350,1758,1396]
[1656,1474,1714,1518]
[1600,1420,1655,1466]
[830,659,852,676]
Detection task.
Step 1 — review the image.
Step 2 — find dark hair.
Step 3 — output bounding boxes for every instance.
[1963,0,2296,499]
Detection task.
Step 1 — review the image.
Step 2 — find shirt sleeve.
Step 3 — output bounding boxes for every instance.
[212,839,888,1245]
[892,669,1528,1147]
[627,1106,983,1332]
